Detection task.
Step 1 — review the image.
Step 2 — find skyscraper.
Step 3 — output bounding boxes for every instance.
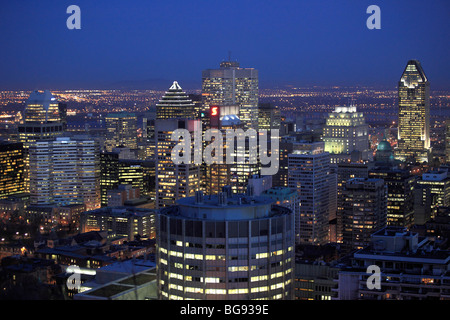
[338,178,387,254]
[202,59,259,130]
[156,190,295,300]
[396,60,430,163]
[156,81,196,120]
[288,142,330,245]
[29,137,101,211]
[104,112,137,152]
[446,120,450,163]
[18,90,65,192]
[0,141,25,198]
[99,150,146,207]
[258,103,281,131]
[322,104,370,164]
[369,167,416,228]
[155,119,201,209]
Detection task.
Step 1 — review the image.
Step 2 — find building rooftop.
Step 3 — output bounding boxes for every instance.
[161,191,291,221]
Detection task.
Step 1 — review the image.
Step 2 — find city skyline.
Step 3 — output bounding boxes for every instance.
[0,0,450,306]
[1,1,449,90]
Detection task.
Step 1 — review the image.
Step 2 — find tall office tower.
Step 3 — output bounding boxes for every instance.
[322,104,370,164]
[288,143,331,245]
[201,105,261,195]
[338,178,387,254]
[29,137,101,211]
[202,59,259,130]
[272,137,294,187]
[417,169,450,218]
[396,60,430,163]
[0,141,25,198]
[104,112,138,152]
[18,90,65,192]
[156,190,295,300]
[58,102,68,130]
[143,111,156,160]
[369,167,416,228]
[188,93,204,118]
[156,81,196,120]
[99,150,145,207]
[18,90,64,146]
[336,162,373,242]
[261,187,299,244]
[446,120,450,163]
[258,103,281,131]
[155,119,201,209]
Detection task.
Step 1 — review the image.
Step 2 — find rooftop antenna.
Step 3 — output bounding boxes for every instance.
[228,51,231,62]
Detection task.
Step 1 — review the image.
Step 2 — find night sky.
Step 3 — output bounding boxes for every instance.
[1,0,449,90]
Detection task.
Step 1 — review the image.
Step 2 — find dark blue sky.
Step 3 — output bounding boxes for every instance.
[1,0,449,90]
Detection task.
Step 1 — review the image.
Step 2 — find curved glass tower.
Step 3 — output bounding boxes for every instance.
[156,190,295,300]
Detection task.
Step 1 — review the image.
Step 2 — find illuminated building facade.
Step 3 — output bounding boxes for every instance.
[105,112,137,152]
[260,187,299,242]
[156,81,196,120]
[202,60,259,130]
[156,191,295,300]
[337,178,387,254]
[155,119,201,209]
[417,170,450,218]
[335,227,450,300]
[288,143,330,245]
[396,60,430,163]
[29,137,101,211]
[323,105,369,164]
[80,206,155,241]
[18,90,64,146]
[0,141,25,198]
[369,168,415,228]
[18,90,65,192]
[100,151,145,207]
[206,110,261,195]
[258,103,281,131]
[446,120,450,163]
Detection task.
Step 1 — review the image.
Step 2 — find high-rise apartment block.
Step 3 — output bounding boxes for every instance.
[29,137,101,211]
[337,178,387,254]
[288,143,330,245]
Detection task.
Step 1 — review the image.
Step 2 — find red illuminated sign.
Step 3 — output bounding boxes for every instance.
[210,105,220,127]
[210,106,219,116]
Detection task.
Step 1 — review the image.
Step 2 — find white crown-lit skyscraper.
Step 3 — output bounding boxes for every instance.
[396,60,430,163]
[156,81,196,120]
[202,59,259,130]
[322,104,370,164]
